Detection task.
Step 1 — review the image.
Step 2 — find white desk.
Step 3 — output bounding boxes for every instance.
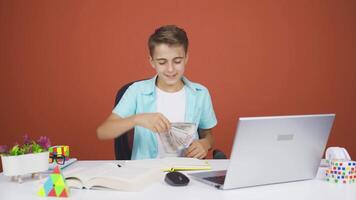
[1,160,356,200]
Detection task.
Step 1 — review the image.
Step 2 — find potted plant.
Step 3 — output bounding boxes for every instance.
[0,135,51,183]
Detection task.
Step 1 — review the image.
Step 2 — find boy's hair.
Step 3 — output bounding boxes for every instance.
[148,25,189,57]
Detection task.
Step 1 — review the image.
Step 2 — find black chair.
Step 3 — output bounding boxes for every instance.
[114,80,226,160]
[114,81,137,160]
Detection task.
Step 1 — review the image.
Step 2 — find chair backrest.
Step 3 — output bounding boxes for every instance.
[114,81,137,160]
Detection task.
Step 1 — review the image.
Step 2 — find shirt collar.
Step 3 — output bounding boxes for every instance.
[142,75,200,95]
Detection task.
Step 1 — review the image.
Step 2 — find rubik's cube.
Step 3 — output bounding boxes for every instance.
[49,145,70,161]
[325,160,356,184]
[38,166,70,197]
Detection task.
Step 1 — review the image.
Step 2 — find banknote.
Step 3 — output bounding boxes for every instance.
[158,122,197,153]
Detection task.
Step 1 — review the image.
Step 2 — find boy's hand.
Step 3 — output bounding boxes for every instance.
[184,139,209,159]
[133,113,171,133]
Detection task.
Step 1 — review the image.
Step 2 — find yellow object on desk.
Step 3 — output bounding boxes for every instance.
[162,159,211,172]
[125,157,212,172]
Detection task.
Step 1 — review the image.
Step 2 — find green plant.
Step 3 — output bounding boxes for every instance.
[0,135,51,156]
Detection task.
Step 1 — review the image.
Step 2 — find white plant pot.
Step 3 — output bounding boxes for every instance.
[1,152,49,177]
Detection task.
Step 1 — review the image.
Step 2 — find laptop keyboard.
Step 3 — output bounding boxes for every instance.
[203,175,226,185]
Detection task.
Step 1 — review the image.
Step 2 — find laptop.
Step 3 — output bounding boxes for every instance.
[189,114,335,189]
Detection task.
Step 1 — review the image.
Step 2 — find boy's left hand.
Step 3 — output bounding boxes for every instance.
[184,139,209,159]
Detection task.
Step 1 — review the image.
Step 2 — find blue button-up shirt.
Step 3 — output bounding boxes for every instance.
[113,75,217,160]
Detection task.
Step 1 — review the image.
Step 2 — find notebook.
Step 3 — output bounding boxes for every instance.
[124,157,211,172]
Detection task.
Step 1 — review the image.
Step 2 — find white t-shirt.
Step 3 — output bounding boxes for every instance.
[155,86,186,158]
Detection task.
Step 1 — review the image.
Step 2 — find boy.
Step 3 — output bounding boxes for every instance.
[97,25,217,160]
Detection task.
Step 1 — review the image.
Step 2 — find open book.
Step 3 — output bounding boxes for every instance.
[63,163,161,191]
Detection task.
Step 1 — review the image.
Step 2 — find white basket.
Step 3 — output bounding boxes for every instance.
[1,152,49,176]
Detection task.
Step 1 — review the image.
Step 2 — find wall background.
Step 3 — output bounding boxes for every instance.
[1,0,355,171]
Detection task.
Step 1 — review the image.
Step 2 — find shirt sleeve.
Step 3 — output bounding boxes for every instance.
[198,89,217,130]
[112,85,137,118]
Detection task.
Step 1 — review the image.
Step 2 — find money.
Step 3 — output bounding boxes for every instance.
[158,122,197,153]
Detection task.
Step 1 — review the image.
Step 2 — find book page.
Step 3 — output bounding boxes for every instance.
[63,165,95,182]
[63,163,161,191]
[63,165,94,189]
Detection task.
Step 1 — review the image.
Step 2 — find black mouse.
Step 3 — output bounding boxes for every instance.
[165,171,190,186]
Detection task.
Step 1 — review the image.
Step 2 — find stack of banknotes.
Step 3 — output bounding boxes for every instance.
[159,122,197,153]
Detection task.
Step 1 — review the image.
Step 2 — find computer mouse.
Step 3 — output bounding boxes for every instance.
[164,171,190,186]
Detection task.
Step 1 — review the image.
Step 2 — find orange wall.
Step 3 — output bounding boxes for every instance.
[1,1,356,170]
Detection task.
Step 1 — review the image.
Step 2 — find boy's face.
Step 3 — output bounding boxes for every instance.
[149,44,188,90]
